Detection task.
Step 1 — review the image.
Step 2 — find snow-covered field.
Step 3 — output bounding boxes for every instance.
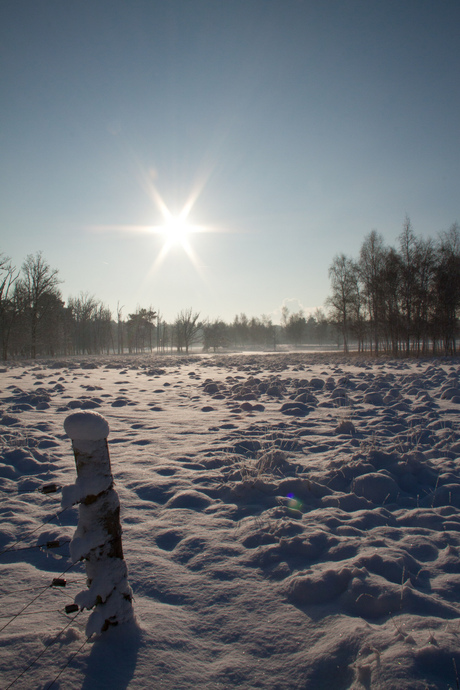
[1,353,460,690]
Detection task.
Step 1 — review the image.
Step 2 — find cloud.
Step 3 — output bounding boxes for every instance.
[270,298,319,325]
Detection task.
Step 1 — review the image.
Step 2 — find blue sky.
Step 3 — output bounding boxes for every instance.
[1,0,459,323]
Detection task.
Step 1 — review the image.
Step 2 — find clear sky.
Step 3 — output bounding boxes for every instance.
[1,0,459,324]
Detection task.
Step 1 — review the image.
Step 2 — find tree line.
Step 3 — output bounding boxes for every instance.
[327,218,460,355]
[1,217,458,360]
[0,251,333,359]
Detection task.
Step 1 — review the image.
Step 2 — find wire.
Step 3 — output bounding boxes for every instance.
[0,561,83,633]
[3,538,71,555]
[0,586,51,633]
[0,578,86,600]
[0,583,51,599]
[4,609,84,690]
[59,560,86,578]
[44,635,91,690]
[0,507,75,557]
[0,606,77,619]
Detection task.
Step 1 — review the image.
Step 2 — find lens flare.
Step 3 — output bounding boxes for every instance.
[287,493,303,511]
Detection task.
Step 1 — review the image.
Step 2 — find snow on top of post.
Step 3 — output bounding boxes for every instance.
[64,411,110,441]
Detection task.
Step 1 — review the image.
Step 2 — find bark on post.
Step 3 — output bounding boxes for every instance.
[63,411,133,636]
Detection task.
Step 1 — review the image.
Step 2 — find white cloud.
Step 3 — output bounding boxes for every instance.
[270,298,320,325]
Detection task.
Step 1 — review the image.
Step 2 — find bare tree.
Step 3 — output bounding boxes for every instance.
[0,254,18,360]
[93,303,113,354]
[412,236,436,355]
[174,308,201,353]
[260,314,277,350]
[117,302,124,354]
[398,216,418,353]
[231,313,249,349]
[68,293,99,354]
[326,254,359,352]
[434,223,460,354]
[66,293,113,354]
[17,252,61,358]
[203,319,229,352]
[379,246,402,355]
[280,305,290,332]
[324,220,460,356]
[314,308,329,345]
[359,231,386,353]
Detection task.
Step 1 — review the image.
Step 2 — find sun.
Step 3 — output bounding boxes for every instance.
[90,170,222,279]
[148,206,205,275]
[160,215,192,249]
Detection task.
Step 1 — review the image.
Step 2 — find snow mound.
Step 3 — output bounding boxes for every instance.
[1,353,460,690]
[64,411,110,441]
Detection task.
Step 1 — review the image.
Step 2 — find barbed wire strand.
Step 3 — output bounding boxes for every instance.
[0,459,104,688]
[0,427,97,688]
[4,609,84,690]
[0,583,54,599]
[0,506,75,557]
[0,605,79,619]
[0,578,85,619]
[44,635,91,690]
[0,560,84,634]
[0,586,54,634]
[0,577,87,600]
[2,537,71,555]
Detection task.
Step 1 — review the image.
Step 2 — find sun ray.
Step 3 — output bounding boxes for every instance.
[85,141,233,296]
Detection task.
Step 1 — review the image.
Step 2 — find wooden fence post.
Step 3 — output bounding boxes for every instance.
[63,411,134,636]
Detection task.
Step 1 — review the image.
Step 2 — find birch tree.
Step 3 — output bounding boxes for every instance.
[17,252,62,358]
[327,254,359,352]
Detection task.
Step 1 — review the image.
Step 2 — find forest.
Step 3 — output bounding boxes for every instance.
[327,218,460,356]
[0,218,458,360]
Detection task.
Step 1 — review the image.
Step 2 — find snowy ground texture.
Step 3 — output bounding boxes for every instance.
[1,352,460,690]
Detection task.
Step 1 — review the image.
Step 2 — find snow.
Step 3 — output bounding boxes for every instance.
[0,352,459,688]
[64,411,110,441]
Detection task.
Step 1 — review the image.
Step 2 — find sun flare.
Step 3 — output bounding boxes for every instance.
[147,205,206,276]
[160,216,192,249]
[90,168,224,282]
